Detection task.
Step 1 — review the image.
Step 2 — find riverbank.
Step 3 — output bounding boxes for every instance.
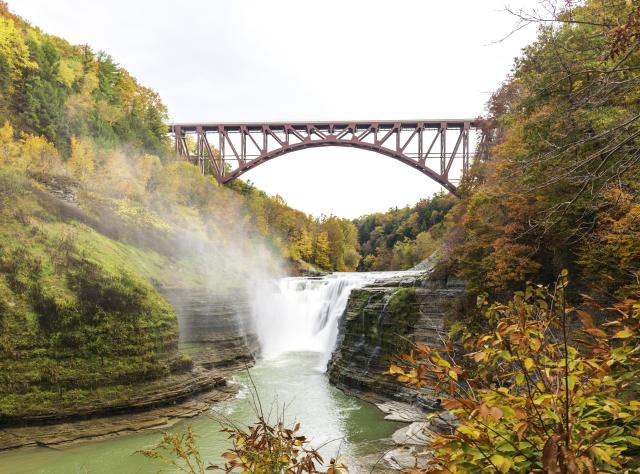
[0,352,403,474]
[0,269,449,471]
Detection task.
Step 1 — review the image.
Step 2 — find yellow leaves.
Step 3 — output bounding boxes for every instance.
[57,57,83,87]
[457,425,481,440]
[0,16,37,87]
[388,364,405,376]
[20,133,63,173]
[589,445,620,467]
[434,355,451,368]
[68,135,96,181]
[0,121,20,166]
[613,327,634,339]
[524,357,535,371]
[490,454,513,473]
[529,337,541,352]
[385,278,640,474]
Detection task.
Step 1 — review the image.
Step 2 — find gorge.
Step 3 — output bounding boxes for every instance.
[0,267,459,472]
[2,1,640,472]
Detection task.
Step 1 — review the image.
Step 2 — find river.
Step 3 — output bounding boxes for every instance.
[1,272,407,473]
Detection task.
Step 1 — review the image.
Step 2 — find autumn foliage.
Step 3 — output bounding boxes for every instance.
[388,273,640,473]
[138,401,347,474]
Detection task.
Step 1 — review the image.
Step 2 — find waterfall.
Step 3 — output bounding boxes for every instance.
[249,273,386,370]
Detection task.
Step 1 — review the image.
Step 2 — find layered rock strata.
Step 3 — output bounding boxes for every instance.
[328,271,464,405]
[0,289,257,449]
[164,288,259,363]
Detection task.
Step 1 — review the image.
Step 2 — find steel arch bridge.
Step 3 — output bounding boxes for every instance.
[169,119,479,195]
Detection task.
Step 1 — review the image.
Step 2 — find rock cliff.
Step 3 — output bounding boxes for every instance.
[328,271,464,405]
[0,288,258,449]
[165,288,259,365]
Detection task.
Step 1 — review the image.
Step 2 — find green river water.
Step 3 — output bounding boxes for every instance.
[1,351,402,474]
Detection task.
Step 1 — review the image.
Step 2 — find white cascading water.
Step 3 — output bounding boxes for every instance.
[249,272,401,370]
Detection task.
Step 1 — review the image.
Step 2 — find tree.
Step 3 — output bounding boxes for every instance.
[0,15,35,117]
[20,133,62,173]
[455,0,640,295]
[313,232,331,271]
[0,121,19,165]
[67,135,95,180]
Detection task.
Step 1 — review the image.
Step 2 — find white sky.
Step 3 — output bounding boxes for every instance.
[10,0,540,218]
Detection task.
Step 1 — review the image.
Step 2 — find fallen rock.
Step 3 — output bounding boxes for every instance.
[376,401,425,423]
[384,445,431,470]
[391,421,434,445]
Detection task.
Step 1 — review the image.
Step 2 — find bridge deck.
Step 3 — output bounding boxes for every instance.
[169,119,479,133]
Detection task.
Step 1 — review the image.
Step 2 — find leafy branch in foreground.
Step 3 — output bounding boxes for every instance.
[210,416,346,474]
[137,427,207,474]
[137,372,347,474]
[388,272,640,473]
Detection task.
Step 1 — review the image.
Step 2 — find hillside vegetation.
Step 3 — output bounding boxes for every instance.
[449,0,640,301]
[386,1,640,472]
[355,192,456,270]
[0,2,362,419]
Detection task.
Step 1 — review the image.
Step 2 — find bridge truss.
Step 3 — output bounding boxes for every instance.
[169,120,478,195]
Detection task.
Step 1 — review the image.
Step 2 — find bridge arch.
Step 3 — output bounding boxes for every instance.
[169,120,478,196]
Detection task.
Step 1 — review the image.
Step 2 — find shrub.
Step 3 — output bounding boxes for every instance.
[388,272,640,473]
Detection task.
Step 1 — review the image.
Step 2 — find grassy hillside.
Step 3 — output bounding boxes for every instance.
[0,170,180,418]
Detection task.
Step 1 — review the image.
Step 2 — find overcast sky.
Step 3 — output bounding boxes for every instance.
[10,1,540,218]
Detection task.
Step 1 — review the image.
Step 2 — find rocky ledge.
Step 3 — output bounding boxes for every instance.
[328,270,464,405]
[327,268,464,470]
[0,377,238,451]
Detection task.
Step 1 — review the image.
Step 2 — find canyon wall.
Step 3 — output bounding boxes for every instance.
[328,271,464,405]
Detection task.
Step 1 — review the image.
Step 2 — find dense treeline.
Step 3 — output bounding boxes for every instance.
[386,1,640,472]
[231,180,360,272]
[0,3,168,156]
[355,193,456,271]
[0,3,360,273]
[448,0,640,301]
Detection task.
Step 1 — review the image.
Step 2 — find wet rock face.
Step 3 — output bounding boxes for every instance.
[164,288,259,361]
[327,273,464,404]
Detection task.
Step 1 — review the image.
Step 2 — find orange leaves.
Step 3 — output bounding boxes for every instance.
[209,414,342,473]
[514,421,529,441]
[386,278,640,473]
[575,309,594,330]
[478,403,504,423]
